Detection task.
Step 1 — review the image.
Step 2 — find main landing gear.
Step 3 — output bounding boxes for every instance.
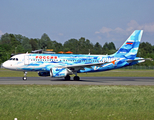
[23,71,27,81]
[73,76,80,81]
[64,75,71,80]
[73,72,80,81]
[64,74,80,81]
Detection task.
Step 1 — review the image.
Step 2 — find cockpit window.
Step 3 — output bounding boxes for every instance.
[9,58,18,61]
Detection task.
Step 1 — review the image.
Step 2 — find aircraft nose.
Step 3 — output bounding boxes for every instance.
[2,62,9,69]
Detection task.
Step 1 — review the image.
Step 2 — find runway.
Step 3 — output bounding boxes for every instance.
[0,77,154,85]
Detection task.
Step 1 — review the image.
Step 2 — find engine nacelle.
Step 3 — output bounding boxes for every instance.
[38,71,50,77]
[50,68,73,77]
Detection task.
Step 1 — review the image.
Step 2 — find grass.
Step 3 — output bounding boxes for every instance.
[1,68,154,119]
[1,68,154,77]
[0,85,154,120]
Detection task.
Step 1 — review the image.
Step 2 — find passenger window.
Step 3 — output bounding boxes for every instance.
[16,58,18,61]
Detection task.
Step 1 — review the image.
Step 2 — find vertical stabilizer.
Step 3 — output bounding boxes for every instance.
[115,30,143,59]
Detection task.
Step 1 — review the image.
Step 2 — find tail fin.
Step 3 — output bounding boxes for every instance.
[115,30,143,59]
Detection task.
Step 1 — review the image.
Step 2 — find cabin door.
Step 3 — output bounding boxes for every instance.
[24,55,29,65]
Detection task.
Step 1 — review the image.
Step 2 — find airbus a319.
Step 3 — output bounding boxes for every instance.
[2,30,145,81]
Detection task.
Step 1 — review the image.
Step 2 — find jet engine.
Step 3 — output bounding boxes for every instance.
[50,68,73,77]
[38,68,73,77]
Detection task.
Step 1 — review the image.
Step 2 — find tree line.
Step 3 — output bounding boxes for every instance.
[0,33,154,66]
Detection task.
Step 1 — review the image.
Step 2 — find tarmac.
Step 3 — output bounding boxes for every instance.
[0,77,154,85]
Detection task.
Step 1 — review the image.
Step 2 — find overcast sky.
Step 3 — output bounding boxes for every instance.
[0,0,154,48]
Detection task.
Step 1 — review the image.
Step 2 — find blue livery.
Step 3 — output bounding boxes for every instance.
[2,30,145,80]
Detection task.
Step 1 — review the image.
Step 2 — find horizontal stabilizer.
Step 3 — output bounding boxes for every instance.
[126,58,145,63]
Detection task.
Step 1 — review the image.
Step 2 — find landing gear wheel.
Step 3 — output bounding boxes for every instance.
[23,71,28,81]
[23,76,27,81]
[65,75,71,80]
[73,76,80,81]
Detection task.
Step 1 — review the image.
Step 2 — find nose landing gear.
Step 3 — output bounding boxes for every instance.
[23,71,27,81]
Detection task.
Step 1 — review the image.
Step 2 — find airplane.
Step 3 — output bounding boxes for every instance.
[2,30,145,81]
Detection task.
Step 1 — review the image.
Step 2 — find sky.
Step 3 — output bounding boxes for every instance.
[0,0,154,48]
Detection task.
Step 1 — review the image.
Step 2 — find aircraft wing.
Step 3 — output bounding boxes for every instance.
[55,60,116,70]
